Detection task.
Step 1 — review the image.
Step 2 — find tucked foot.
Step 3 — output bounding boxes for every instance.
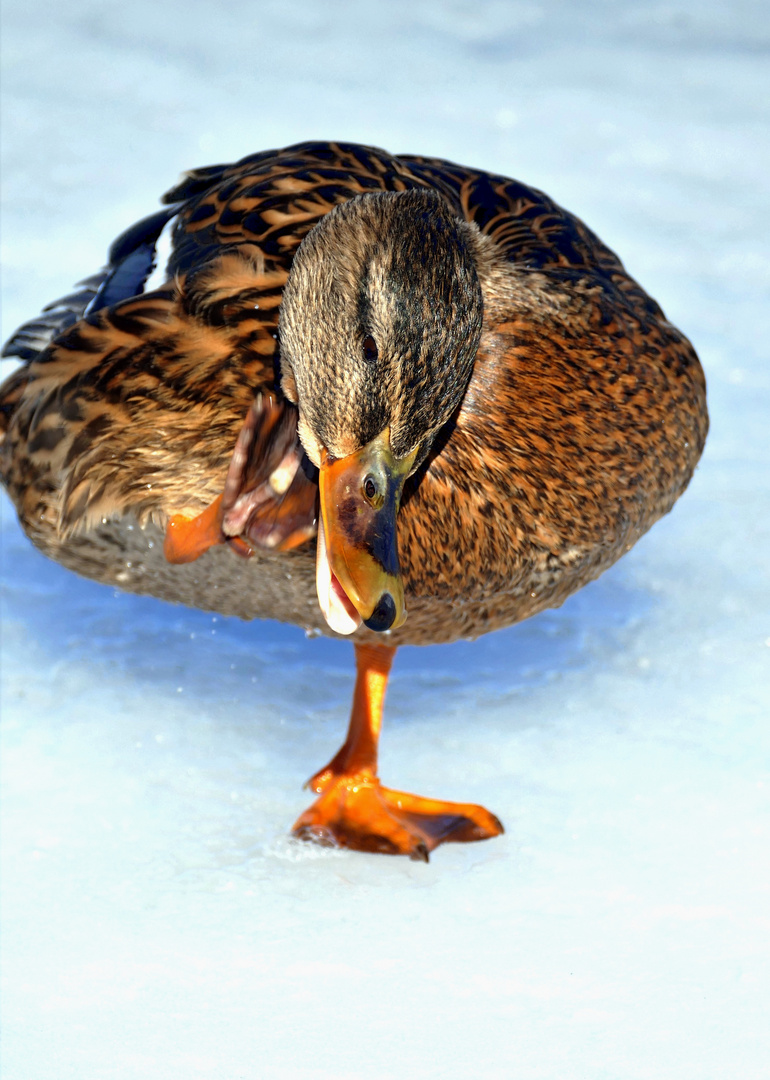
[292,771,503,861]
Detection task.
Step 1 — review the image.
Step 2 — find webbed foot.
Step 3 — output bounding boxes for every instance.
[293,771,503,860]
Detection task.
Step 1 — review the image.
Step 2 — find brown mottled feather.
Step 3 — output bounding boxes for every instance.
[0,141,707,646]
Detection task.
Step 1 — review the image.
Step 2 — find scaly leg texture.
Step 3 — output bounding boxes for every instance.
[292,643,503,861]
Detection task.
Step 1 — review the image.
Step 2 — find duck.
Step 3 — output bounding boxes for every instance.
[0,140,708,860]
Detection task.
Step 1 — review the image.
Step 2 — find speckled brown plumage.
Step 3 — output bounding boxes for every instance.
[0,140,708,648]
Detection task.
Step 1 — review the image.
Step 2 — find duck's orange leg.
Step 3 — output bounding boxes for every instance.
[164,495,226,563]
[292,643,504,861]
[164,495,253,563]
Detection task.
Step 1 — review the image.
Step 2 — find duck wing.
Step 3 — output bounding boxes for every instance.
[0,141,433,553]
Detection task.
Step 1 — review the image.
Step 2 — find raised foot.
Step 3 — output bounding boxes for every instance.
[292,772,503,861]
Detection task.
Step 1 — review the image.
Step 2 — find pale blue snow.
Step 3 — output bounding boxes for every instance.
[1,2,769,1078]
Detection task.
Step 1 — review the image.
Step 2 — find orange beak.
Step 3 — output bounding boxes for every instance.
[315,430,416,635]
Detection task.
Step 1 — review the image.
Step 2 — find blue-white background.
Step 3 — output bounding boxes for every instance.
[1,3,768,1077]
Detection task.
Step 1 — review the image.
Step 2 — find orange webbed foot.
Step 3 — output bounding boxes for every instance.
[163,395,317,568]
[292,642,504,861]
[293,769,503,861]
[164,494,225,564]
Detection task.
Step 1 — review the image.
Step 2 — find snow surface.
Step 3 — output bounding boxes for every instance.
[1,2,769,1078]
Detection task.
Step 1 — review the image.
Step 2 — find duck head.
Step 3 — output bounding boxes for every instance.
[278,188,483,635]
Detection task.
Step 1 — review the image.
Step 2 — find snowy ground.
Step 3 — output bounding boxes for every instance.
[2,2,769,1078]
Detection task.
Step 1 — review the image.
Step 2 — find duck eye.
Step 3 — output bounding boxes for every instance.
[362,335,378,363]
[363,475,378,501]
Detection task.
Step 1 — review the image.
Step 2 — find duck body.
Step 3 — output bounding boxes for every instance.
[0,142,707,857]
[0,140,707,647]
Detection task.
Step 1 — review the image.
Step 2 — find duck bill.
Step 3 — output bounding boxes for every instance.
[316,431,416,635]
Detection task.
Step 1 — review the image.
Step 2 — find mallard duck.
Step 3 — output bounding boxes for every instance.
[0,140,708,860]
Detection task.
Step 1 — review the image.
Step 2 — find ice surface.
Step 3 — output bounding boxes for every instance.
[1,2,769,1078]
